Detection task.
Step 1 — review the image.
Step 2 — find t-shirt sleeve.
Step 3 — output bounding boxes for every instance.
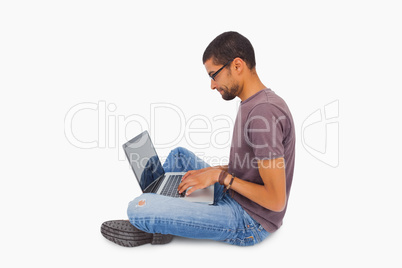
[246,103,287,160]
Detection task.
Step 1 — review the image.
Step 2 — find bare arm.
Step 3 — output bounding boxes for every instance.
[223,158,286,212]
[178,159,286,212]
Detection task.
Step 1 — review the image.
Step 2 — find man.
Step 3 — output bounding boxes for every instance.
[101,31,295,247]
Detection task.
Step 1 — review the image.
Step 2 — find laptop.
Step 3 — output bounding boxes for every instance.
[122,131,214,204]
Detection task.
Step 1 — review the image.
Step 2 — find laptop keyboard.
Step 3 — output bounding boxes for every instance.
[160,175,186,198]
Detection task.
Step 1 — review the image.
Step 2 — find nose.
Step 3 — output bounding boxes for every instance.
[210,79,218,90]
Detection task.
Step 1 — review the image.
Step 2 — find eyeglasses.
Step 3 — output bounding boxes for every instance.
[209,59,234,81]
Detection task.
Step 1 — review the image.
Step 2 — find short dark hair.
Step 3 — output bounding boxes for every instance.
[202,31,256,70]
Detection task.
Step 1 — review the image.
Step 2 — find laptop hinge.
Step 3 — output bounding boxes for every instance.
[143,175,164,193]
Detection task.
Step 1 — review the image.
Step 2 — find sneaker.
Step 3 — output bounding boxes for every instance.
[101,220,174,247]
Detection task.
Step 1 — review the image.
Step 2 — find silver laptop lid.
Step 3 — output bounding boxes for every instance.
[122,131,165,191]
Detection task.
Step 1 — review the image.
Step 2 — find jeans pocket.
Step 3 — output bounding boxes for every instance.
[242,210,270,243]
[224,233,256,247]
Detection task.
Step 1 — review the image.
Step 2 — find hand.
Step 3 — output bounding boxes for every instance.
[178,168,221,196]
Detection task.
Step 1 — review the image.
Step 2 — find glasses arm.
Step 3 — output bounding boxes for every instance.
[210,59,234,81]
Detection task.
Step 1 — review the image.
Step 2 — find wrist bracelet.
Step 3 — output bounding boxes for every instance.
[218,170,227,185]
[224,173,235,193]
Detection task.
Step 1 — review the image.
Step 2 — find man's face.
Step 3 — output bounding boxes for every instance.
[204,59,240,101]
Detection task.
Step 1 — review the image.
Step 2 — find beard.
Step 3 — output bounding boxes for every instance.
[218,83,240,101]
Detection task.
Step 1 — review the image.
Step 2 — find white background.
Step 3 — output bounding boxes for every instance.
[1,0,401,267]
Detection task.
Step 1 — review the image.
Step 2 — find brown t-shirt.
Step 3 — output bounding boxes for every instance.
[228,88,295,233]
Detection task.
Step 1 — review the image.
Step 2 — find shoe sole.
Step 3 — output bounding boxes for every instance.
[101,220,173,247]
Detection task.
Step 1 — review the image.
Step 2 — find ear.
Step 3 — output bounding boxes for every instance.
[233,57,245,74]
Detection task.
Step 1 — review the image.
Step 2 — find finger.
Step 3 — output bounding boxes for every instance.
[178,180,191,193]
[178,181,184,193]
[186,186,200,196]
[182,170,194,181]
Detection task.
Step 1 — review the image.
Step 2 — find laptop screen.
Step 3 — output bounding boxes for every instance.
[122,131,165,191]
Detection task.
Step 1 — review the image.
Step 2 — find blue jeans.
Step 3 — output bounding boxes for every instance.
[127,147,270,246]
